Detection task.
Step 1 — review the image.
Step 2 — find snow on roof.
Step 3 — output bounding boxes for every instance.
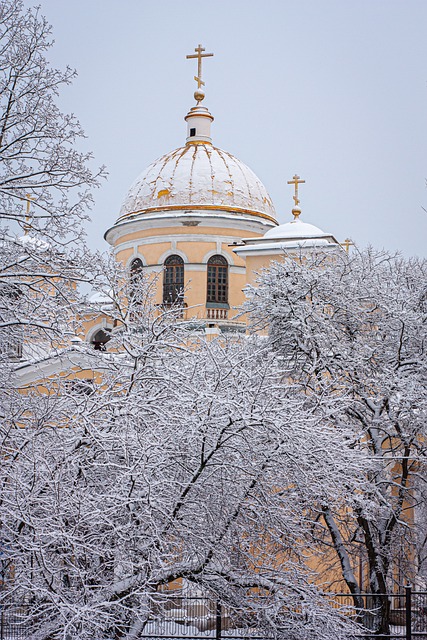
[89,289,113,305]
[18,234,50,251]
[13,344,130,387]
[263,218,331,240]
[239,238,333,252]
[233,215,341,258]
[118,144,277,221]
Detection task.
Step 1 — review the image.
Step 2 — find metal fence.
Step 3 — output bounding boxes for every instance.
[1,589,426,640]
[329,588,427,639]
[141,590,427,640]
[142,595,267,639]
[0,603,29,640]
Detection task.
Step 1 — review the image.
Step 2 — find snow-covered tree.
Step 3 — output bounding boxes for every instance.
[2,3,418,637]
[0,0,105,364]
[245,248,427,634]
[0,268,365,640]
[0,0,103,235]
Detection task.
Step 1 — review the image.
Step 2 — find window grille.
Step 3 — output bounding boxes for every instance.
[163,255,184,305]
[207,255,228,304]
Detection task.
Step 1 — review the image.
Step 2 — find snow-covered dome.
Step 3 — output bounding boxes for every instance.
[117,143,276,223]
[233,212,341,260]
[263,218,331,240]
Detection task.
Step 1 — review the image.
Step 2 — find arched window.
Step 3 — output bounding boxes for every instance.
[0,283,23,359]
[129,258,144,300]
[207,255,228,304]
[130,258,144,279]
[163,255,184,305]
[91,328,111,351]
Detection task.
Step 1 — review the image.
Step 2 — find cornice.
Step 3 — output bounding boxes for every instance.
[105,210,276,246]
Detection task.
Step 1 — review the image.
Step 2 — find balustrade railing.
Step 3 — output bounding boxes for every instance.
[206,307,228,320]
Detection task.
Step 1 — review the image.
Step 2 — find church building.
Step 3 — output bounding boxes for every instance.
[15,45,345,381]
[12,47,416,620]
[97,45,343,343]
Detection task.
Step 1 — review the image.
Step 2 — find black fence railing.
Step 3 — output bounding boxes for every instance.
[142,595,267,639]
[1,589,426,639]
[329,588,427,639]
[0,602,29,640]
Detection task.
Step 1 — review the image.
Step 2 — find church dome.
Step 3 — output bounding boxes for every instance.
[263,218,330,240]
[232,207,341,260]
[117,143,277,223]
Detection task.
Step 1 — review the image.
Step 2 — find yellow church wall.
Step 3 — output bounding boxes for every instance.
[180,270,205,315]
[180,268,246,321]
[244,254,283,285]
[17,366,100,395]
[133,242,171,266]
[176,241,217,262]
[225,245,245,267]
[116,246,135,266]
[110,225,254,327]
[114,242,172,275]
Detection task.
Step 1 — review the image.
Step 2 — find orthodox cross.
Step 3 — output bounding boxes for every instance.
[186,44,213,89]
[24,193,35,235]
[341,238,354,253]
[287,174,305,208]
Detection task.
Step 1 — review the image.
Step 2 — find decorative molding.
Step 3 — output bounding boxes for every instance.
[158,247,189,264]
[86,322,114,343]
[125,252,147,269]
[114,235,245,259]
[105,210,275,245]
[136,263,245,275]
[202,248,235,266]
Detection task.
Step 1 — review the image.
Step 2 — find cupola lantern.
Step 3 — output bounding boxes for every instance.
[185,44,214,145]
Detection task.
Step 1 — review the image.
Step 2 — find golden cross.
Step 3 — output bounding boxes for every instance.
[23,193,35,235]
[186,44,213,89]
[341,238,354,253]
[287,174,305,208]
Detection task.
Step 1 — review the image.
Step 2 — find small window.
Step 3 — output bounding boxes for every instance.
[207,255,228,304]
[91,328,111,351]
[0,283,23,360]
[130,258,144,276]
[189,127,196,137]
[66,378,95,395]
[163,255,184,305]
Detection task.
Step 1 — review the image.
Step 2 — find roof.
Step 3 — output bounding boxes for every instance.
[116,144,277,223]
[263,218,332,240]
[233,215,341,258]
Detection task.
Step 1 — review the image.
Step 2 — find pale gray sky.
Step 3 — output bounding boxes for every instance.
[26,0,427,257]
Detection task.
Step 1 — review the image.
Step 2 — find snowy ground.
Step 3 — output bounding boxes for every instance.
[141,620,268,638]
